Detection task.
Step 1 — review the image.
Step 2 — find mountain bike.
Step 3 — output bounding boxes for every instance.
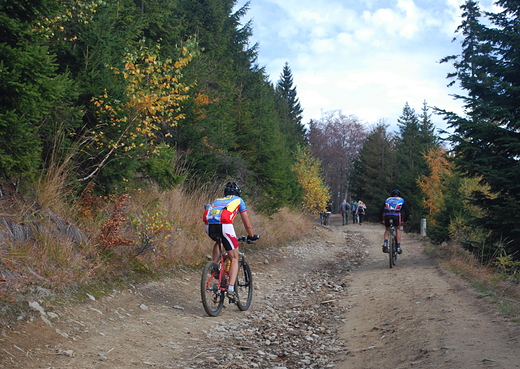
[200,236,256,317]
[388,218,398,268]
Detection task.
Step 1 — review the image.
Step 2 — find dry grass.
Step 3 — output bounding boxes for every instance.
[437,241,493,280]
[126,184,315,268]
[428,240,520,322]
[0,179,316,323]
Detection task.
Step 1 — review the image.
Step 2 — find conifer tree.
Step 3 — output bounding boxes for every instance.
[350,122,395,219]
[275,62,306,151]
[440,0,520,255]
[393,102,439,225]
[0,0,76,179]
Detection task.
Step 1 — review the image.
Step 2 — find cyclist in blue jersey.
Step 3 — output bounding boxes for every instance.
[379,189,410,254]
[203,182,258,302]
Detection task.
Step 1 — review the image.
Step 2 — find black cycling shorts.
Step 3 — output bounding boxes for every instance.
[206,223,238,251]
[384,214,401,228]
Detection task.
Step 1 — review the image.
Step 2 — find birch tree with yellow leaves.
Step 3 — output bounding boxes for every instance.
[84,39,199,185]
[292,147,330,214]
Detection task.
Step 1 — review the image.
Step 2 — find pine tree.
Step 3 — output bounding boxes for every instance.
[0,0,76,179]
[419,101,439,151]
[275,62,306,151]
[440,0,520,255]
[394,102,439,225]
[350,122,395,219]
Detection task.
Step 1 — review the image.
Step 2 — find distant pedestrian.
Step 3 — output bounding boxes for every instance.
[340,199,350,226]
[323,200,332,225]
[356,200,366,225]
[351,201,358,224]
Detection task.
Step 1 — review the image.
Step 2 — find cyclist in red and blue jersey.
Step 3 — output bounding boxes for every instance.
[379,189,410,254]
[203,182,258,302]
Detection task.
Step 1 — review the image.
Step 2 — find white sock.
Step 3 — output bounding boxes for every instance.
[228,285,234,292]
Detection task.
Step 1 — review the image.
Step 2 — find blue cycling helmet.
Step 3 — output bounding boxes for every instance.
[391,189,401,197]
[224,182,241,197]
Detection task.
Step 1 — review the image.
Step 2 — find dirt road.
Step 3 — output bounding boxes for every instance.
[1,215,519,368]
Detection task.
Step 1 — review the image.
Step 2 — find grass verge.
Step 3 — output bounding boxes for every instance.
[425,240,520,323]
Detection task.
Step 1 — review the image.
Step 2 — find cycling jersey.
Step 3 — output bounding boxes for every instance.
[203,195,247,225]
[384,196,405,216]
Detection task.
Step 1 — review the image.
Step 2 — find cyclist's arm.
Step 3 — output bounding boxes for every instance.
[378,203,385,222]
[239,210,254,238]
[402,202,410,223]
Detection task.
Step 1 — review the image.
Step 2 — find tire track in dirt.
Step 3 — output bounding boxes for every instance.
[1,215,519,368]
[336,219,520,369]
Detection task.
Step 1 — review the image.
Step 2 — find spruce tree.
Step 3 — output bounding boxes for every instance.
[275,62,306,151]
[350,122,395,220]
[394,102,439,226]
[440,0,520,255]
[0,0,76,179]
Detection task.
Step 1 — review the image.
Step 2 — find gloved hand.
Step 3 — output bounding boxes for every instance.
[247,234,260,243]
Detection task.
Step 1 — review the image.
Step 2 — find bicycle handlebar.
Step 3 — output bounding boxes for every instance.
[238,235,260,244]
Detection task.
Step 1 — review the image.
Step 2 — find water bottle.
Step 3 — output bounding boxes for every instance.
[224,254,231,273]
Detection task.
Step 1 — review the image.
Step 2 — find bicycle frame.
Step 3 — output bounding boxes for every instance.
[215,242,230,292]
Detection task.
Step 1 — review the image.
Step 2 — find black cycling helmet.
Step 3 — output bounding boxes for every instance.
[224,182,241,197]
[391,189,401,197]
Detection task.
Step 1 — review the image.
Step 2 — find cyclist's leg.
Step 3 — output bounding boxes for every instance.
[396,227,402,244]
[227,248,239,286]
[207,224,223,262]
[212,241,220,262]
[394,216,402,253]
[382,216,390,252]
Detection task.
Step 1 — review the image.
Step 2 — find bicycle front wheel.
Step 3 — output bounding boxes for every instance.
[236,259,253,311]
[201,261,224,317]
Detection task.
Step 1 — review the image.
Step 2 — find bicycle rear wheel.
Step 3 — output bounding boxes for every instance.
[388,234,395,268]
[392,235,398,267]
[392,235,398,266]
[201,261,224,317]
[236,259,253,311]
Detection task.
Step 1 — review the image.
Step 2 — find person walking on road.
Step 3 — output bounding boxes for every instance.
[340,199,350,226]
[356,200,366,225]
[351,201,358,224]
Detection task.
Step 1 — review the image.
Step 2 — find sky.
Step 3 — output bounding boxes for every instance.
[233,0,498,133]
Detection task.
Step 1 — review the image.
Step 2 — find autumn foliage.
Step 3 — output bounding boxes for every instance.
[417,148,452,225]
[292,148,330,214]
[98,194,133,251]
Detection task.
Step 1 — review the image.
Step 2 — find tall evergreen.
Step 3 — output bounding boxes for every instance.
[350,122,395,220]
[0,0,77,179]
[440,0,520,255]
[394,102,439,225]
[419,101,439,151]
[275,62,306,151]
[173,0,258,179]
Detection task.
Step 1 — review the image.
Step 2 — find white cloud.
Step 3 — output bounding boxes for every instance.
[235,0,498,131]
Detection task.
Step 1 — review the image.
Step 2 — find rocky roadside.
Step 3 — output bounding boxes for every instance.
[185,226,367,368]
[0,223,367,369]
[3,217,520,369]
